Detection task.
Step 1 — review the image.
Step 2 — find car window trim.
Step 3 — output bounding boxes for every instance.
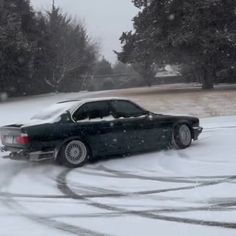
[71,99,149,123]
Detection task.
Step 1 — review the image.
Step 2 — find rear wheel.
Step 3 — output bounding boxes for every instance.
[172,124,192,149]
[57,140,89,168]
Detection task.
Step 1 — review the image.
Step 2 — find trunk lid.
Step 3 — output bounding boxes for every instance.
[0,124,29,148]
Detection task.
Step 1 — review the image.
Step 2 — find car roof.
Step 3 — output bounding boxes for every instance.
[29,97,137,124]
[57,97,132,113]
[57,97,129,105]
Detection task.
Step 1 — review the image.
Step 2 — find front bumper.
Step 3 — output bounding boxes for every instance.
[0,148,54,162]
[193,126,203,140]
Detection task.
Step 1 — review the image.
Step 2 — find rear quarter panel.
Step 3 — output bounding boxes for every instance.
[23,122,81,151]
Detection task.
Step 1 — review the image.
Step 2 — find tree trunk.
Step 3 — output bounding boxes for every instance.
[145,77,152,87]
[201,66,214,90]
[142,62,153,87]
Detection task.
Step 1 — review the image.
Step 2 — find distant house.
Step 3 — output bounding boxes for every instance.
[154,65,182,84]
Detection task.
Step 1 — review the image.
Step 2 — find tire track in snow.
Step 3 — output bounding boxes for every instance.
[0,164,107,236]
[95,165,236,184]
[56,168,236,230]
[57,169,236,199]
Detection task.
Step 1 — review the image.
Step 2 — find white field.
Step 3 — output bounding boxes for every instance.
[0,84,236,236]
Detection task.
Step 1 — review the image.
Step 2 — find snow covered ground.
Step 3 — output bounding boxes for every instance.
[1,86,236,236]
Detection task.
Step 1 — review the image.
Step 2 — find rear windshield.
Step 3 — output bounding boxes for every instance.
[31,103,76,120]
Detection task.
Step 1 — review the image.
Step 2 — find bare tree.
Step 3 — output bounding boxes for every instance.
[43,5,98,91]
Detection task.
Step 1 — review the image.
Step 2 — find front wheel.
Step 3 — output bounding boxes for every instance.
[172,124,192,149]
[57,140,89,168]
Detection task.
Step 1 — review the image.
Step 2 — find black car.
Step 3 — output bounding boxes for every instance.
[0,98,202,168]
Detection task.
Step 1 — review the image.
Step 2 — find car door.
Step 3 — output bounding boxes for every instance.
[72,101,124,156]
[110,100,172,153]
[122,114,173,152]
[137,115,173,150]
[110,100,150,153]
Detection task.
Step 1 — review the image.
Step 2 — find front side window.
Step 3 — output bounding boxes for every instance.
[111,100,148,118]
[73,101,111,121]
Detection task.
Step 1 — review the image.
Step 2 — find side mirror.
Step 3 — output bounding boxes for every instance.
[145,112,154,120]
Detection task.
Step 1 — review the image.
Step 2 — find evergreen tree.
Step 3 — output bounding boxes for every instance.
[94,58,113,76]
[0,0,99,95]
[0,0,36,95]
[118,0,236,89]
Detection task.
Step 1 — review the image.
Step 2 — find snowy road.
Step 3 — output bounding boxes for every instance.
[1,92,236,236]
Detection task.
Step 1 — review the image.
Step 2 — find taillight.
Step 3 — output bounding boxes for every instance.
[16,134,31,145]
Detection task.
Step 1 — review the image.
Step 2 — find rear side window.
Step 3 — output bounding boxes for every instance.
[73,101,110,121]
[111,100,147,118]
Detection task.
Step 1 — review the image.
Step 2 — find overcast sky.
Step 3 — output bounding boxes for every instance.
[31,0,138,64]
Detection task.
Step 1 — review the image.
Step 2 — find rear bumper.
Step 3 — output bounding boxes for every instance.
[1,148,54,162]
[192,127,203,140]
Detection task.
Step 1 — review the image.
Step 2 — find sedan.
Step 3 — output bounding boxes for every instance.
[0,97,202,168]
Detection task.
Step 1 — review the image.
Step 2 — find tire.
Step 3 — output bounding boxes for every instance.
[57,140,89,168]
[172,124,192,149]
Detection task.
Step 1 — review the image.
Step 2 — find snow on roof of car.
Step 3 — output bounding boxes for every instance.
[58,97,133,116]
[57,97,129,105]
[31,97,131,122]
[26,97,139,126]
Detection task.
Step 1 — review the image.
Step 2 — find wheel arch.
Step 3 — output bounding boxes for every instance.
[54,135,92,160]
[172,120,194,139]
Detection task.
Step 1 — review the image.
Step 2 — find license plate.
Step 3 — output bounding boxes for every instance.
[3,136,14,144]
